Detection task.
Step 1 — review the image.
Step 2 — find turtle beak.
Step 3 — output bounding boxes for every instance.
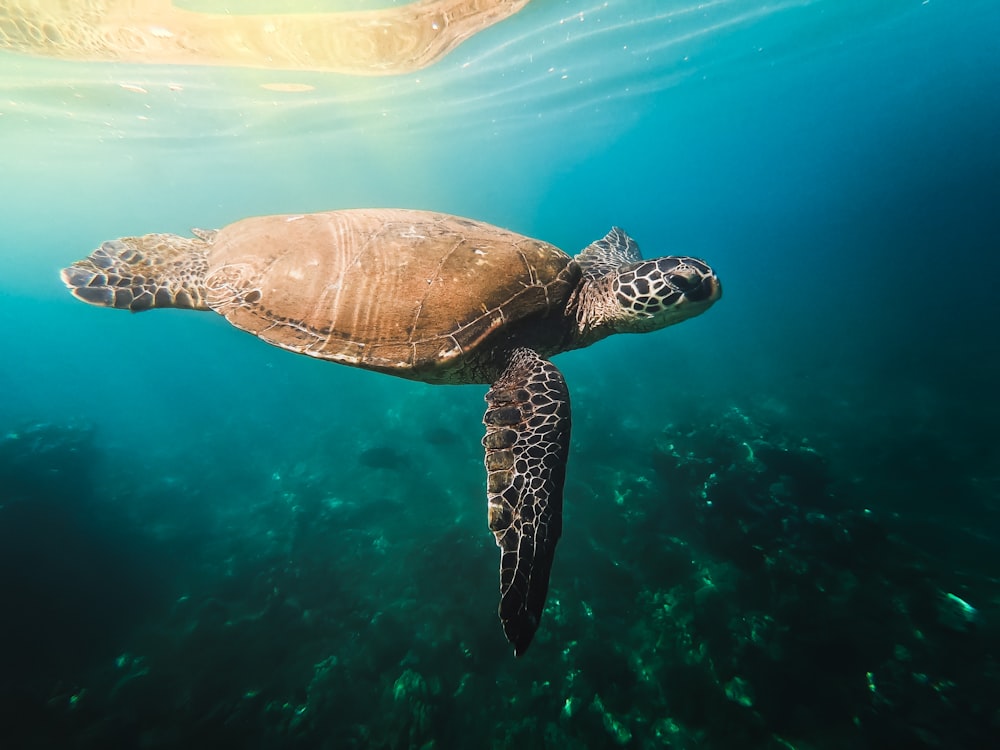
[695,273,722,304]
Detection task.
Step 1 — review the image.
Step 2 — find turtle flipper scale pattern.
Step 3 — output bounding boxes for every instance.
[60,233,213,312]
[483,347,571,656]
[574,226,643,280]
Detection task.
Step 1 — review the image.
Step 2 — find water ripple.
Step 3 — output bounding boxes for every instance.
[0,0,920,149]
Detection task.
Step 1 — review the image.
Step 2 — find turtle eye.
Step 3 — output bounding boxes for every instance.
[670,267,702,293]
[676,267,720,303]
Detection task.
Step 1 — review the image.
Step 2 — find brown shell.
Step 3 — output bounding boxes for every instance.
[203,209,578,383]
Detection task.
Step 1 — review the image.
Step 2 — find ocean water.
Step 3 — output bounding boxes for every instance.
[1,0,999,747]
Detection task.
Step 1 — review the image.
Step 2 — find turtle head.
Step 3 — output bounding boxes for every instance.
[610,256,721,333]
[575,256,721,343]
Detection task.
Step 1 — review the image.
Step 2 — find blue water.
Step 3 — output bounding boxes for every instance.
[2,1,999,747]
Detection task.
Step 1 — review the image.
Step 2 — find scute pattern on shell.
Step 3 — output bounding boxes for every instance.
[203,209,578,384]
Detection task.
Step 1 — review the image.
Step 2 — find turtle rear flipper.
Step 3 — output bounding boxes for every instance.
[483,347,570,656]
[61,232,213,312]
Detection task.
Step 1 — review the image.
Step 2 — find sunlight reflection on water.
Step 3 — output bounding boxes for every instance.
[1,0,919,149]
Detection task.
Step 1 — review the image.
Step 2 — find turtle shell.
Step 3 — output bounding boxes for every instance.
[203,209,578,383]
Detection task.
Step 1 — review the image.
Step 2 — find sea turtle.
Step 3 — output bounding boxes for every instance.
[60,208,721,656]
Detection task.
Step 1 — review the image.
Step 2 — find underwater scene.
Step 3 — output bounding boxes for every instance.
[1,0,999,747]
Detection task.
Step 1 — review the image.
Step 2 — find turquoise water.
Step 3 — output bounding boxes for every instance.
[2,1,999,747]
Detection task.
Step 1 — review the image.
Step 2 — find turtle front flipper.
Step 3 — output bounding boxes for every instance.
[483,348,571,656]
[574,226,643,280]
[60,233,213,312]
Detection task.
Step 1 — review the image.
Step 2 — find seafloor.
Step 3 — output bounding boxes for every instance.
[1,391,996,748]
